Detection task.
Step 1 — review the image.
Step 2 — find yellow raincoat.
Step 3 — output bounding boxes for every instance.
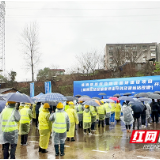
[38,108,52,149]
[66,106,79,137]
[110,102,116,113]
[32,104,36,119]
[18,105,24,131]
[115,103,121,120]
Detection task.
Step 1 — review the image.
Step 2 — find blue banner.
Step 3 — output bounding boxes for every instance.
[30,82,34,97]
[73,75,160,98]
[45,81,52,94]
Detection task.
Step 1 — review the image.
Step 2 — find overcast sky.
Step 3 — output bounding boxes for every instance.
[4,0,160,81]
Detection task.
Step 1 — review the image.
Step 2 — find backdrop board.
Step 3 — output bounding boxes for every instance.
[45,81,52,94]
[73,75,160,99]
[30,82,34,97]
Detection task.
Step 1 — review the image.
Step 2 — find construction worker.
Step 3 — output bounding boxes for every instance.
[90,105,97,132]
[64,101,70,111]
[76,101,84,128]
[83,105,93,135]
[104,102,111,125]
[66,101,79,141]
[32,103,36,122]
[115,100,122,122]
[38,103,52,153]
[0,101,20,159]
[19,103,32,145]
[110,102,116,124]
[97,100,106,127]
[49,102,70,156]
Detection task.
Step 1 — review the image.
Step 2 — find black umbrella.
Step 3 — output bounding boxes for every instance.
[148,93,160,99]
[92,97,101,100]
[113,94,121,97]
[123,93,132,96]
[75,94,81,98]
[129,101,145,113]
[98,93,106,95]
[66,96,78,101]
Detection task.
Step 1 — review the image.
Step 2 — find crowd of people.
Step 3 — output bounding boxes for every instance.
[0,97,160,159]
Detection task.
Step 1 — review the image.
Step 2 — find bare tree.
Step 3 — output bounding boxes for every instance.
[20,22,41,81]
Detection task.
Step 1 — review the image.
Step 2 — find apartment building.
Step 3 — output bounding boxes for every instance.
[104,42,160,70]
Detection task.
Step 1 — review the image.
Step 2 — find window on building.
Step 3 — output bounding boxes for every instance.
[109,46,113,50]
[109,51,113,55]
[133,51,137,56]
[133,46,137,50]
[109,58,113,62]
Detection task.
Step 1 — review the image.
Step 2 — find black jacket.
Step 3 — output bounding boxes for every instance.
[150,102,159,112]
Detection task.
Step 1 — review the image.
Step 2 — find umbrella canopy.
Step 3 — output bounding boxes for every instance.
[154,91,160,95]
[38,93,67,102]
[98,93,106,95]
[78,96,91,102]
[65,96,78,101]
[6,93,33,103]
[113,94,121,97]
[75,94,81,98]
[123,93,132,96]
[83,100,100,106]
[92,99,101,105]
[138,97,152,102]
[92,97,101,100]
[0,100,6,112]
[129,101,145,113]
[118,96,135,102]
[135,92,150,98]
[102,99,115,103]
[148,93,160,99]
[109,97,118,101]
[133,98,141,102]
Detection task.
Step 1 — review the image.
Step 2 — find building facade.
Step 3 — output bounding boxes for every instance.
[104,42,160,70]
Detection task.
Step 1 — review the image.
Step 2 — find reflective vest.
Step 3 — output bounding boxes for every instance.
[83,111,91,123]
[65,105,70,111]
[2,108,18,132]
[110,103,116,112]
[66,108,75,123]
[53,112,66,133]
[77,105,83,114]
[98,105,105,114]
[20,108,30,124]
[39,109,50,130]
[90,106,97,116]
[104,103,111,113]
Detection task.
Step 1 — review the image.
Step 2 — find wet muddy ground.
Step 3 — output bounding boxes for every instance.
[0,121,160,159]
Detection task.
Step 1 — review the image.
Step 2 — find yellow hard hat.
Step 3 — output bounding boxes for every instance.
[6,102,8,106]
[43,103,50,109]
[56,102,64,109]
[101,100,104,104]
[85,105,89,108]
[25,103,31,106]
[79,101,83,103]
[69,101,74,105]
[7,101,16,104]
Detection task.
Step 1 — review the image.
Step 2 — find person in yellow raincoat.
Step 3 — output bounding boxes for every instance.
[76,101,84,128]
[83,105,93,135]
[64,101,70,111]
[66,101,79,141]
[32,103,36,121]
[17,102,25,131]
[104,102,111,125]
[38,103,52,153]
[97,100,106,127]
[19,103,32,145]
[110,102,116,124]
[115,100,122,121]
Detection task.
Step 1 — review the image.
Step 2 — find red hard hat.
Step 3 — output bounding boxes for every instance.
[117,100,120,103]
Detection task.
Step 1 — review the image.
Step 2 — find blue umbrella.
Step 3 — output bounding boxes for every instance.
[0,100,6,112]
[38,93,67,102]
[129,101,145,113]
[83,100,100,106]
[6,93,33,103]
[118,96,135,102]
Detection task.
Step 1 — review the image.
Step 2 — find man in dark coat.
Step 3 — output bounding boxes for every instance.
[150,99,159,123]
[35,102,41,127]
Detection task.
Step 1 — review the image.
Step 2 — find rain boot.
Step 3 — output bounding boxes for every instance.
[60,144,65,156]
[38,146,42,152]
[71,137,75,141]
[41,149,48,153]
[98,120,100,127]
[54,145,59,156]
[102,120,104,127]
[67,137,70,141]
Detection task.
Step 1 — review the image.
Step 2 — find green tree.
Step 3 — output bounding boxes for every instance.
[8,71,17,82]
[37,67,52,81]
[0,74,8,82]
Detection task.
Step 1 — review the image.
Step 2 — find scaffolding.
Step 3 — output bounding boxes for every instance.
[0,1,5,75]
